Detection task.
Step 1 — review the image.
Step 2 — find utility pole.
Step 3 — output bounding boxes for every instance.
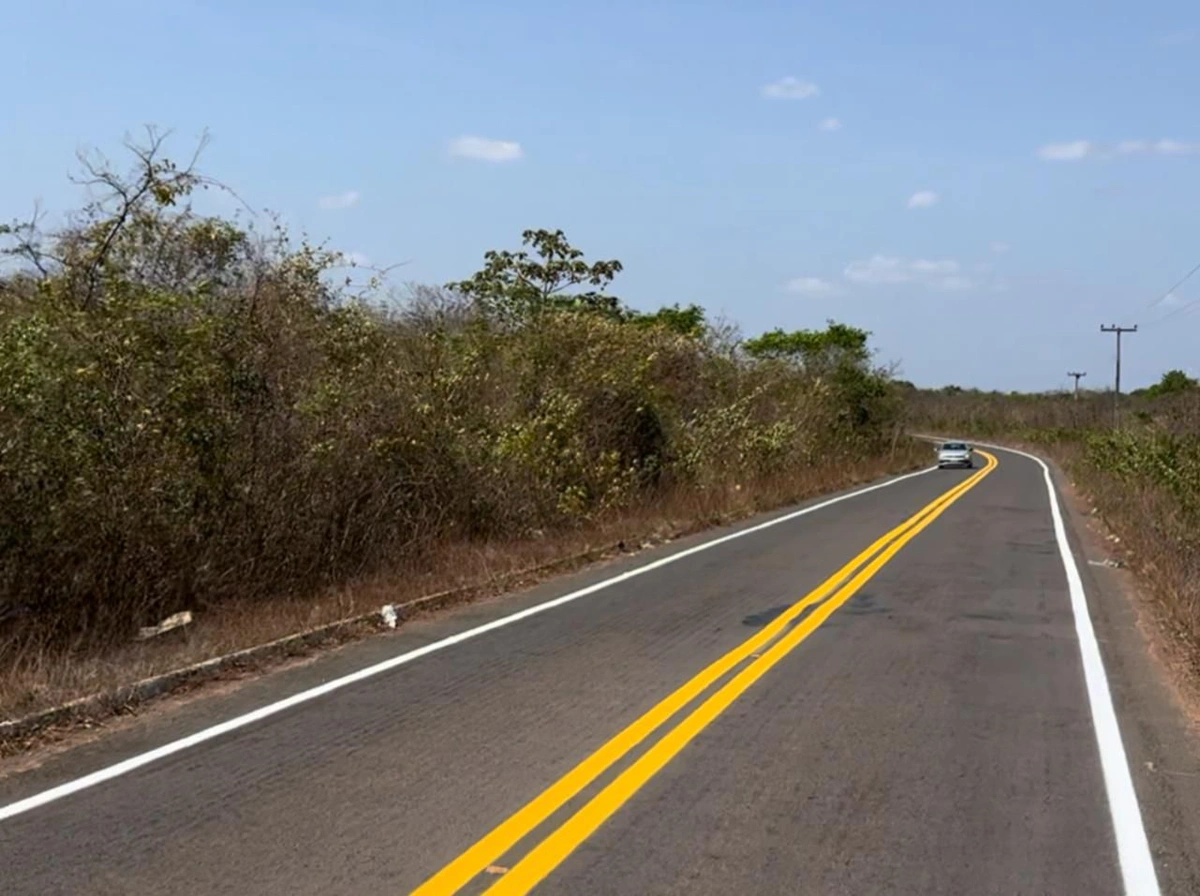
[1100,325,1137,427]
[1067,370,1087,399]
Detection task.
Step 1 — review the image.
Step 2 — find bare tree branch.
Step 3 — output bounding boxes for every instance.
[0,202,56,279]
[57,127,222,308]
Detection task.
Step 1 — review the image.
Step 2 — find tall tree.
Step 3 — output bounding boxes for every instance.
[447,228,623,324]
[1145,368,1197,398]
[741,320,871,371]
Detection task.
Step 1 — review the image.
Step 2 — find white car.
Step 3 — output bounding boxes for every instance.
[936,441,974,469]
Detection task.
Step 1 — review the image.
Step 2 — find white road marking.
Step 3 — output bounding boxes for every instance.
[983,443,1161,896]
[0,466,935,822]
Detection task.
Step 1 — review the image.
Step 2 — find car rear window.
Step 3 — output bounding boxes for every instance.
[942,442,967,450]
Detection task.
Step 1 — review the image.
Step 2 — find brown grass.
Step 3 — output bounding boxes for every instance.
[0,444,927,723]
[1046,443,1200,677]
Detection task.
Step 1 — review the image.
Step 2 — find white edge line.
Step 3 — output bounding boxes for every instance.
[0,465,935,823]
[974,441,1161,896]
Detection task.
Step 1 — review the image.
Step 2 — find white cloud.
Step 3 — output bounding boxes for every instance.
[1154,138,1195,155]
[844,255,949,284]
[989,240,1011,254]
[843,254,975,290]
[844,256,909,284]
[785,276,835,294]
[906,190,939,209]
[761,77,820,100]
[908,258,957,275]
[1160,291,1184,307]
[817,117,842,132]
[1038,140,1094,161]
[1113,139,1196,155]
[1038,138,1199,160]
[844,256,905,284]
[447,135,524,162]
[317,190,360,210]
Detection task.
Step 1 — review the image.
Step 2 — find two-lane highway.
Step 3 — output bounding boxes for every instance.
[0,447,1174,894]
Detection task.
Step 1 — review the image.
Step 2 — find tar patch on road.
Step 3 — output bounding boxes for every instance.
[741,592,888,629]
[1005,538,1056,556]
[842,592,889,616]
[742,605,792,627]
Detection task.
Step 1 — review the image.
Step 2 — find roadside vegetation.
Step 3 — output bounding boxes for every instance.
[910,375,1200,671]
[0,132,924,718]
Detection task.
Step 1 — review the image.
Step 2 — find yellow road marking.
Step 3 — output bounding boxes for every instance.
[483,450,996,895]
[413,453,996,895]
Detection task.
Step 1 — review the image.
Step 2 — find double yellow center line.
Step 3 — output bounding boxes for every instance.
[414,451,998,895]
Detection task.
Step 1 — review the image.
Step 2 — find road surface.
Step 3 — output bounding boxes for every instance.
[2,445,1199,895]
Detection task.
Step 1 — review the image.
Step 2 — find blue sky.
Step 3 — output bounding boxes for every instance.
[6,0,1200,390]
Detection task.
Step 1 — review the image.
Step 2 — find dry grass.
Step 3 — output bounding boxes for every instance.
[0,444,927,722]
[1049,444,1200,676]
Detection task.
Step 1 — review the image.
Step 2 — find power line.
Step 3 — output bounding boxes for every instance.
[1099,256,1200,331]
[1144,258,1200,310]
[1144,292,1200,328]
[1136,257,1200,328]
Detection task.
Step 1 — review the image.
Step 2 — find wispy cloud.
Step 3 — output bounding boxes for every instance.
[1150,139,1196,155]
[761,76,820,100]
[938,276,976,291]
[990,240,1011,254]
[906,190,939,209]
[1157,28,1197,46]
[1114,140,1149,155]
[447,135,524,162]
[1038,140,1094,161]
[317,190,360,210]
[785,276,836,295]
[1113,139,1197,156]
[1038,139,1199,161]
[1038,140,1093,160]
[817,117,842,132]
[843,255,975,290]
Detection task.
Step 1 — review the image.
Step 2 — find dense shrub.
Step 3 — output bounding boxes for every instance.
[0,135,909,643]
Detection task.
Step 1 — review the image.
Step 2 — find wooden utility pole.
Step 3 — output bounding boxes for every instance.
[1100,325,1137,427]
[1067,370,1086,399]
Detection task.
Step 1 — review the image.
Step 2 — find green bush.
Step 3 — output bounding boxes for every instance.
[1083,429,1200,514]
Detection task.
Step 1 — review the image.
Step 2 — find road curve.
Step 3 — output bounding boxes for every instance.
[1,446,1196,895]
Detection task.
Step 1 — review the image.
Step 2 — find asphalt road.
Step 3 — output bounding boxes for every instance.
[2,446,1198,895]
